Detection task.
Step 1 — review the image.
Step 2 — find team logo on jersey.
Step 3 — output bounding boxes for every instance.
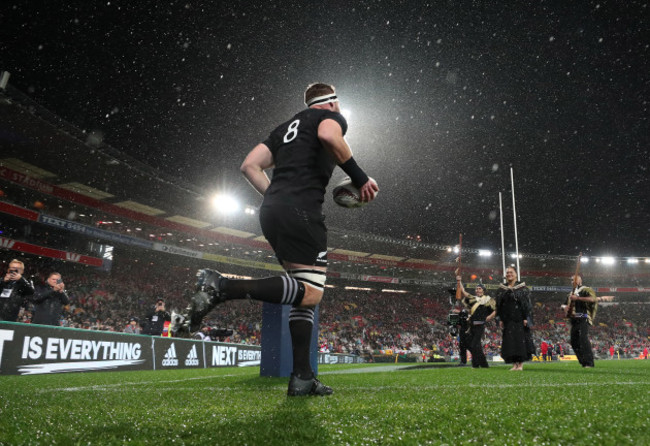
[162,343,179,367]
[316,251,328,265]
[184,345,200,366]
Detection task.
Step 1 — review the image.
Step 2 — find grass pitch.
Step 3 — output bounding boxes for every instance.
[0,360,648,445]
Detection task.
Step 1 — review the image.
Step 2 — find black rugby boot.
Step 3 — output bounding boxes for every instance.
[287,374,333,397]
[170,269,227,337]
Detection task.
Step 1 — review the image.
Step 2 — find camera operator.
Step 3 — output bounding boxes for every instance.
[32,272,70,326]
[142,298,171,336]
[193,325,212,341]
[1,259,35,322]
[193,325,233,341]
[451,306,471,367]
[456,274,496,368]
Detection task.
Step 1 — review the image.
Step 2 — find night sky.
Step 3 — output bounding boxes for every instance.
[3,1,649,257]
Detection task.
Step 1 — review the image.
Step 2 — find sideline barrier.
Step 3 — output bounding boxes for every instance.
[0,322,361,376]
[0,321,261,376]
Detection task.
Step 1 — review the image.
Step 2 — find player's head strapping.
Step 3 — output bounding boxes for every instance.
[305,83,338,107]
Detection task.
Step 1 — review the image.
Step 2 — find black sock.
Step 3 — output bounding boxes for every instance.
[221,276,305,305]
[289,307,315,380]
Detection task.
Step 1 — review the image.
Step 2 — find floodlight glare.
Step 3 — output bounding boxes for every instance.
[581,257,589,263]
[341,108,351,120]
[212,194,240,214]
[627,258,639,264]
[478,250,492,257]
[601,257,615,265]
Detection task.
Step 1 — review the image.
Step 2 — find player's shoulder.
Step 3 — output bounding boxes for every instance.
[311,109,348,135]
[294,107,343,121]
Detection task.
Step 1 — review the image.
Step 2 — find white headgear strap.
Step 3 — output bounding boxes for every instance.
[306,93,338,107]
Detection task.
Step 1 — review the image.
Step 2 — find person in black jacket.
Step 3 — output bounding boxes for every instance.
[32,272,69,326]
[0,259,35,321]
[142,298,171,336]
[496,266,534,371]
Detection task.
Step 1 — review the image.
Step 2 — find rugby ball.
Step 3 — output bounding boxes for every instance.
[332,177,377,208]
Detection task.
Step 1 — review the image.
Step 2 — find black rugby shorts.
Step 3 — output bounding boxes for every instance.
[259,205,328,267]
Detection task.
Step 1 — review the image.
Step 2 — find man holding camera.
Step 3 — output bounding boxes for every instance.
[453,307,471,366]
[32,272,70,326]
[142,298,171,336]
[456,277,496,368]
[1,259,35,322]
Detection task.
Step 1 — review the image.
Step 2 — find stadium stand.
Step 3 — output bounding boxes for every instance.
[1,83,648,362]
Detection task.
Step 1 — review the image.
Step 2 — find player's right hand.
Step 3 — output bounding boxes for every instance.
[359,178,379,202]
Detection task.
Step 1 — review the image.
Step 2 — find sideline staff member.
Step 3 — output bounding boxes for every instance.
[1,259,35,321]
[32,272,70,326]
[143,298,171,336]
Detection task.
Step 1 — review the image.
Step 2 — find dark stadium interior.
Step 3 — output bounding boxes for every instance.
[1,84,648,361]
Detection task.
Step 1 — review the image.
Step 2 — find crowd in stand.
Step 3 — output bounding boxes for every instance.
[2,257,649,359]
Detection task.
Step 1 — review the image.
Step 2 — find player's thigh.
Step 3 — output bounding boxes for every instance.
[263,206,328,267]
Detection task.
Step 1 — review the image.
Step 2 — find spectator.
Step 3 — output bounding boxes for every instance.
[124,317,141,334]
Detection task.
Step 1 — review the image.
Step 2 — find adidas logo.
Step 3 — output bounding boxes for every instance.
[185,345,200,367]
[162,343,179,367]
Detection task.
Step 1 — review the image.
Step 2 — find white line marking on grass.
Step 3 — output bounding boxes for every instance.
[40,374,242,393]
[336,381,650,391]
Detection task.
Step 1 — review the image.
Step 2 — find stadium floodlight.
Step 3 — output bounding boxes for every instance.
[345,286,373,291]
[601,257,615,265]
[478,250,492,257]
[453,246,460,254]
[645,258,650,264]
[381,289,408,293]
[627,258,639,264]
[244,206,256,215]
[581,257,589,263]
[212,194,240,215]
[510,253,522,259]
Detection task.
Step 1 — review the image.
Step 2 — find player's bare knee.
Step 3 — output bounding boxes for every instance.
[299,285,323,306]
[286,268,326,307]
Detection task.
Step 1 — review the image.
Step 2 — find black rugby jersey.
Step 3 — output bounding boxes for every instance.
[262,108,347,210]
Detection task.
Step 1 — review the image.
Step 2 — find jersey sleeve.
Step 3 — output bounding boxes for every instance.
[321,111,348,136]
[262,131,280,155]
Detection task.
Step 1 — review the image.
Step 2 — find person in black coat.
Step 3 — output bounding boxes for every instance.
[496,266,534,371]
[0,259,35,321]
[32,272,70,326]
[142,298,171,336]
